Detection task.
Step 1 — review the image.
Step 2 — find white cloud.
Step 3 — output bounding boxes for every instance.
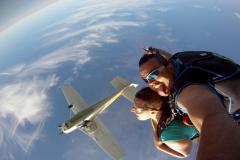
[63,77,74,84]
[0,75,58,159]
[213,6,222,12]
[106,65,121,71]
[0,64,26,76]
[156,26,178,43]
[43,21,140,45]
[0,46,91,78]
[37,0,148,78]
[192,5,205,9]
[157,7,169,12]
[235,12,240,20]
[156,23,166,28]
[0,75,58,123]
[0,7,147,155]
[66,0,151,23]
[41,0,150,46]
[0,0,170,159]
[41,27,69,38]
[20,48,90,77]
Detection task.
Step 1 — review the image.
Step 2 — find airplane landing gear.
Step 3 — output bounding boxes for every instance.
[81,120,97,133]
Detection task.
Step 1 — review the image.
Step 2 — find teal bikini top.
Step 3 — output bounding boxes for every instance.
[160,120,199,142]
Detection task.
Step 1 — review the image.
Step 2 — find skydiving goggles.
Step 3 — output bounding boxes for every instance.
[142,66,165,83]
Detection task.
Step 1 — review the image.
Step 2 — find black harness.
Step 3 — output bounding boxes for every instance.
[146,49,240,138]
[169,51,240,120]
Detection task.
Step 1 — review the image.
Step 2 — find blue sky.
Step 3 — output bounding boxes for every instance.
[0,0,240,160]
[0,0,59,32]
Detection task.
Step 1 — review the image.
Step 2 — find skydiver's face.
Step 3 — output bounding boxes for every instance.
[131,108,152,121]
[131,98,162,121]
[139,58,174,97]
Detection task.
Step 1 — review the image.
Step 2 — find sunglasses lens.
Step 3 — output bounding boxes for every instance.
[145,71,158,82]
[150,70,160,77]
[148,74,158,80]
[142,66,164,83]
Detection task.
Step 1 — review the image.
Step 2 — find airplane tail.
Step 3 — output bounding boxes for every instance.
[110,76,139,102]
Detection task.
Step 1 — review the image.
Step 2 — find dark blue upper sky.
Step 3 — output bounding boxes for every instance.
[0,0,58,32]
[0,0,240,160]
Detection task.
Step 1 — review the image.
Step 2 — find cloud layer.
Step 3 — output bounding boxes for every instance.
[0,75,58,160]
[0,0,149,159]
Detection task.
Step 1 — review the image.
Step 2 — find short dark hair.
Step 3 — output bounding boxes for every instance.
[139,54,157,66]
[139,52,168,67]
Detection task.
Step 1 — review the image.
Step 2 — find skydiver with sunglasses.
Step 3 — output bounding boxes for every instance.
[138,46,240,160]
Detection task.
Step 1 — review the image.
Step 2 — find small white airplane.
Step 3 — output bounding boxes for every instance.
[58,76,139,160]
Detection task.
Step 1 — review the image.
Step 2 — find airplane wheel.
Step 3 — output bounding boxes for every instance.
[84,121,97,133]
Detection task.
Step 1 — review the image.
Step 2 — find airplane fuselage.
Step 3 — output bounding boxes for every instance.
[59,78,139,160]
[60,106,97,134]
[60,123,79,134]
[60,84,136,134]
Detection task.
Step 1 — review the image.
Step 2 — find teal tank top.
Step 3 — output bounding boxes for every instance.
[160,120,199,142]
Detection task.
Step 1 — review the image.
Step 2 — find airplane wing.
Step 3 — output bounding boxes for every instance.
[61,84,125,160]
[61,84,88,114]
[82,118,125,160]
[110,76,140,102]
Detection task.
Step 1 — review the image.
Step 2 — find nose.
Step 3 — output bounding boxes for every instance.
[148,80,159,90]
[148,81,154,86]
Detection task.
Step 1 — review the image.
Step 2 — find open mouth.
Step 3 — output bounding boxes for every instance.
[156,84,168,96]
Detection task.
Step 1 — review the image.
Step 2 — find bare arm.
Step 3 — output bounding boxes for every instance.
[164,140,192,157]
[158,49,172,60]
[153,129,190,158]
[177,85,240,160]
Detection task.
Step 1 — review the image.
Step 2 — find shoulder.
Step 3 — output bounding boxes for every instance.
[177,84,221,106]
[178,85,208,98]
[176,84,224,126]
[177,84,223,109]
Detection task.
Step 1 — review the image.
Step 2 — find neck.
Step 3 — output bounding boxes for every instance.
[152,112,161,124]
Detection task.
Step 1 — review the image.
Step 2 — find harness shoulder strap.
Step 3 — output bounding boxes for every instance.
[170,51,239,96]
